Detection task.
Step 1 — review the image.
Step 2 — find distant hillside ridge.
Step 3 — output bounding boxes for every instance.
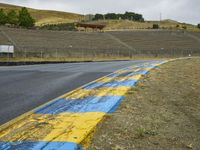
[0,3,84,26]
[0,3,199,32]
[87,19,199,32]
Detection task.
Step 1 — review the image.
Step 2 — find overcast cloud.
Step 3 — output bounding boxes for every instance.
[0,0,199,24]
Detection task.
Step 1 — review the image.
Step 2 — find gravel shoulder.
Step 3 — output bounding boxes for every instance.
[88,57,200,150]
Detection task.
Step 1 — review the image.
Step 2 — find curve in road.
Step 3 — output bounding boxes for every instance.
[0,60,151,125]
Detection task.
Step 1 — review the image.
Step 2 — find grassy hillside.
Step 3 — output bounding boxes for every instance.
[0,3,84,26]
[88,19,199,32]
[0,3,199,31]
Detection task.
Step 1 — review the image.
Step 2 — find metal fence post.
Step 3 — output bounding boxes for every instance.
[40,51,43,62]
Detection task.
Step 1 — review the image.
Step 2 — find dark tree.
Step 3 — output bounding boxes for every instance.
[182,25,187,30]
[7,10,18,25]
[153,24,159,29]
[105,13,118,20]
[93,14,104,20]
[0,9,7,25]
[123,12,144,21]
[117,14,124,20]
[197,24,200,29]
[93,12,144,22]
[18,7,35,28]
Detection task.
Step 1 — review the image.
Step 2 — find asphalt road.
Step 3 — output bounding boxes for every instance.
[0,60,148,125]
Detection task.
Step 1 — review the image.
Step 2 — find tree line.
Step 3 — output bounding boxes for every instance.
[0,7,35,28]
[93,12,144,21]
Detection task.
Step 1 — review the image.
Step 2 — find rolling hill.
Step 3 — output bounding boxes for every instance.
[0,3,84,26]
[0,3,199,32]
[88,19,199,32]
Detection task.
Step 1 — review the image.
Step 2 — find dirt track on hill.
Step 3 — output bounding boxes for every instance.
[88,57,200,150]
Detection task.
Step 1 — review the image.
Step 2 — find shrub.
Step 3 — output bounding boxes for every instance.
[153,24,159,29]
[40,23,77,31]
[182,25,187,30]
[197,24,200,29]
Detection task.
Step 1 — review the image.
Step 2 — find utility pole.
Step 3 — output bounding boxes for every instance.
[159,12,162,28]
[160,13,162,21]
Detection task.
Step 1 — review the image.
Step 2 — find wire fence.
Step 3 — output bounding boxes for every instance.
[2,47,199,59]
[0,27,200,62]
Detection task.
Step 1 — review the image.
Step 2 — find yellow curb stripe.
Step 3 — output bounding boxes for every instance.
[0,59,173,149]
[0,112,106,144]
[65,87,132,99]
[116,68,141,73]
[97,75,142,83]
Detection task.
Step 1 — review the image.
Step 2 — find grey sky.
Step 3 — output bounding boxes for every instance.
[0,0,199,24]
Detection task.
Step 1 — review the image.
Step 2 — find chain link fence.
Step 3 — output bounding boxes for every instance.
[11,47,199,59]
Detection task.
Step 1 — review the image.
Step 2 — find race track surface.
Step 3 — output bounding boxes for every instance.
[0,60,148,125]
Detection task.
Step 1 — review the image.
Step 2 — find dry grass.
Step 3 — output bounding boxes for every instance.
[0,56,168,63]
[90,20,200,32]
[88,57,200,150]
[0,3,199,31]
[0,3,83,26]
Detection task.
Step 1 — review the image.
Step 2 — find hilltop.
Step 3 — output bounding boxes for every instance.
[0,3,83,26]
[0,3,199,32]
[88,19,198,32]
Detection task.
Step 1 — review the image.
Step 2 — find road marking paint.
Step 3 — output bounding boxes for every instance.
[116,68,141,73]
[0,112,105,144]
[0,141,82,150]
[35,96,125,114]
[65,87,132,99]
[98,75,142,83]
[0,60,170,150]
[108,70,149,77]
[84,80,137,89]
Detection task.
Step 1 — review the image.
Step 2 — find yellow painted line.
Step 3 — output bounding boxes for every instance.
[65,87,131,99]
[0,65,128,132]
[115,66,159,74]
[116,68,141,73]
[143,67,155,71]
[97,75,142,83]
[127,75,143,80]
[0,62,140,134]
[151,63,163,67]
[0,112,105,144]
[0,59,173,149]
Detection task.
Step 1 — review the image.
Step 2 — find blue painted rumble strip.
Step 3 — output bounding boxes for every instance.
[35,96,125,114]
[125,64,160,70]
[108,70,149,77]
[0,141,82,150]
[84,80,137,89]
[34,62,164,115]
[0,60,169,150]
